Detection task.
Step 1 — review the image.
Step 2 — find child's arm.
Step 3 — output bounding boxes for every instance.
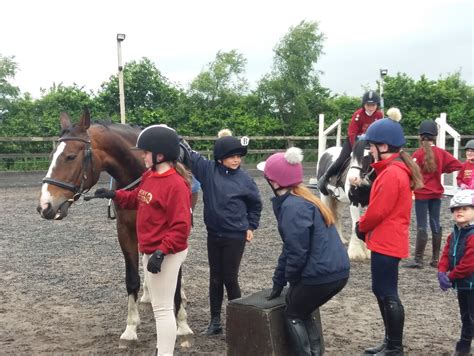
[449,235,474,280]
[438,234,452,272]
[245,179,262,231]
[189,150,212,183]
[441,150,463,174]
[114,185,141,210]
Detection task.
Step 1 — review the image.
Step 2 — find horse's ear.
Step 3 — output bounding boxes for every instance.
[60,112,71,130]
[79,108,91,130]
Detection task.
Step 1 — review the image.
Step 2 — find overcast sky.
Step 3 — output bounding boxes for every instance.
[1,0,472,99]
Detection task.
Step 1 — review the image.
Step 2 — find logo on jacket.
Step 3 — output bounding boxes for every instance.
[138,189,153,204]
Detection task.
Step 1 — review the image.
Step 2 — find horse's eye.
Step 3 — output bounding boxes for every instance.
[65,154,77,161]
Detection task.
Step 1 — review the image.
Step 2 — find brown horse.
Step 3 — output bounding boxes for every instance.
[36,109,193,343]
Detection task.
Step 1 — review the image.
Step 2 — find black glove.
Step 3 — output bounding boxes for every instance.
[94,188,116,199]
[355,221,366,242]
[147,250,165,274]
[266,283,284,300]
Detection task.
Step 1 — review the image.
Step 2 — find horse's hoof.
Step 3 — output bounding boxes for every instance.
[178,334,193,348]
[140,293,151,303]
[120,325,138,343]
[118,338,138,349]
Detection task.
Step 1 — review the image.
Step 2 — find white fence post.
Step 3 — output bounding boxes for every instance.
[317,114,342,170]
[435,112,461,196]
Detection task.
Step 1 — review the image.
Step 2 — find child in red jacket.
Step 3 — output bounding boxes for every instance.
[404,120,462,269]
[457,140,474,190]
[94,125,192,355]
[356,110,424,355]
[438,189,474,356]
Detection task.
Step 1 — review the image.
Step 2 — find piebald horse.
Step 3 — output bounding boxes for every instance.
[317,139,375,260]
[36,109,193,344]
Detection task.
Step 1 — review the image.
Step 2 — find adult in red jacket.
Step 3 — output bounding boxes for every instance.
[318,90,383,195]
[93,125,192,356]
[355,112,424,356]
[405,120,462,269]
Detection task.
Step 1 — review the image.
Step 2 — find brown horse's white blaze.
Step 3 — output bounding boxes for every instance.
[38,142,72,220]
[36,109,193,345]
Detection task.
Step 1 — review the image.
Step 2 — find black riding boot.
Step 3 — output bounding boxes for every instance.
[203,316,223,335]
[317,172,331,196]
[375,297,404,356]
[364,297,387,355]
[429,230,442,268]
[285,317,312,356]
[403,229,428,269]
[303,315,322,356]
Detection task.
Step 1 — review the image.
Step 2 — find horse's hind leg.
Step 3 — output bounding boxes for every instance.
[322,195,347,244]
[140,264,151,303]
[175,267,193,344]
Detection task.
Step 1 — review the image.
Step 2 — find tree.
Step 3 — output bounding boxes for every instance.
[256,20,328,135]
[383,72,474,136]
[95,58,188,128]
[189,50,248,103]
[0,54,20,119]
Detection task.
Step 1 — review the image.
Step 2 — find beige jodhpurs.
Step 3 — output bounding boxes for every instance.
[143,248,188,356]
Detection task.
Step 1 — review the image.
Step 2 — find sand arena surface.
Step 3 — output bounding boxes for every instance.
[1,169,459,355]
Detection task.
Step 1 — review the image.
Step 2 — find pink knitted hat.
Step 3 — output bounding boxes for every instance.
[259,147,303,187]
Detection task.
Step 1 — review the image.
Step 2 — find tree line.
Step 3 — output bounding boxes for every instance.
[1,20,473,154]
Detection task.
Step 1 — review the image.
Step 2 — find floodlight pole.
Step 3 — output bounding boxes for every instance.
[117,34,126,124]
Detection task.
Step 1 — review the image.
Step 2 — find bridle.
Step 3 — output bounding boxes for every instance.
[42,136,94,202]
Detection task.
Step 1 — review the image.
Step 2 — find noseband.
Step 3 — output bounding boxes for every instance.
[42,136,94,201]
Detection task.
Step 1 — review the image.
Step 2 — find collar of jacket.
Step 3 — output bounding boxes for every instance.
[453,222,474,235]
[370,153,401,175]
[271,190,292,209]
[217,162,240,175]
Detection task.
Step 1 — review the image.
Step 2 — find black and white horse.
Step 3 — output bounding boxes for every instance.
[317,139,375,260]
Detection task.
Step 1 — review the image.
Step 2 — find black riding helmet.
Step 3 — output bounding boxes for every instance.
[464,139,474,150]
[213,136,248,161]
[362,90,381,107]
[135,125,180,164]
[418,120,438,137]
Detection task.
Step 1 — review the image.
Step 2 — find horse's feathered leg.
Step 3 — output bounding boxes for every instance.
[347,204,370,260]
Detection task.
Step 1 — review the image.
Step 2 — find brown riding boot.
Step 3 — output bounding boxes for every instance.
[429,230,442,268]
[403,229,428,269]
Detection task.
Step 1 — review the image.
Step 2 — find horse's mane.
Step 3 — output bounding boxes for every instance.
[352,139,368,166]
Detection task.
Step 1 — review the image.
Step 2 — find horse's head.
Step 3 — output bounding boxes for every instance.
[347,139,375,207]
[37,109,97,220]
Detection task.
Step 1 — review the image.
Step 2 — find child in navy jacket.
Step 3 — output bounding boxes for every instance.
[258,147,349,356]
[438,189,474,356]
[188,130,262,335]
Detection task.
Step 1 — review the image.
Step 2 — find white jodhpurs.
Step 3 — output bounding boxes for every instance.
[143,248,188,356]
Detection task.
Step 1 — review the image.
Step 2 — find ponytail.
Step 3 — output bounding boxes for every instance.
[399,150,424,190]
[174,161,192,187]
[420,136,437,173]
[291,185,335,227]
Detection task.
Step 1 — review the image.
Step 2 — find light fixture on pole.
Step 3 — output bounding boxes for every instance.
[117,33,126,124]
[379,68,388,113]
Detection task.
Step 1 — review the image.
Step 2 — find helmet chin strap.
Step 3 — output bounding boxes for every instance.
[265,178,287,196]
[374,144,390,161]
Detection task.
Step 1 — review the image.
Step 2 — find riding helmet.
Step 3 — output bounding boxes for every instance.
[213,136,248,161]
[362,90,381,106]
[449,189,474,212]
[135,125,180,161]
[464,139,474,150]
[418,120,438,137]
[362,107,406,147]
[257,147,303,188]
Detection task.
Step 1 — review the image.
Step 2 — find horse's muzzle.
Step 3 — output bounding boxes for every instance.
[37,201,71,220]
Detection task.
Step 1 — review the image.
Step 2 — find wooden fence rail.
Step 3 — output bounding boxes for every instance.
[1,135,472,162]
